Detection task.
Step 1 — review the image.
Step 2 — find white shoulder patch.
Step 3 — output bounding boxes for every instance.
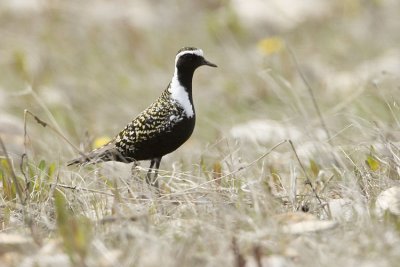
[169,70,194,118]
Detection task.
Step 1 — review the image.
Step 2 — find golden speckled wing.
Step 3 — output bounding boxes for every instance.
[113,88,187,158]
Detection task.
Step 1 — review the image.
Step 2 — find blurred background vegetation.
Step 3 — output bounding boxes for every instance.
[1,0,399,165]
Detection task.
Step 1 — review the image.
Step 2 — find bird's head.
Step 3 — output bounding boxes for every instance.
[175,47,217,71]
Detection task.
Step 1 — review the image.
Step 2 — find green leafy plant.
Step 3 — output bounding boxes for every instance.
[54,190,93,265]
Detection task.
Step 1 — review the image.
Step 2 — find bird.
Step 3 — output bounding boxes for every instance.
[68,47,217,186]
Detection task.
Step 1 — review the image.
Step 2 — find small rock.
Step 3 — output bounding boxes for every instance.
[230,119,303,144]
[19,240,69,267]
[282,220,337,234]
[328,198,367,222]
[231,0,332,31]
[275,212,337,234]
[0,233,36,255]
[20,253,70,267]
[247,255,293,267]
[375,186,400,217]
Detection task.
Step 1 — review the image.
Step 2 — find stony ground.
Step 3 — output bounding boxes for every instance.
[1,1,400,266]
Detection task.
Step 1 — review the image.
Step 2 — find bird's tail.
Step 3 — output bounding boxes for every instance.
[67,141,118,166]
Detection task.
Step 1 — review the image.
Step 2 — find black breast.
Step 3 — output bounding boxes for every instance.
[126,116,196,161]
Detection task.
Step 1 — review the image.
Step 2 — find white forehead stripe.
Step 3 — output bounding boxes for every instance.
[175,49,204,64]
[176,49,203,58]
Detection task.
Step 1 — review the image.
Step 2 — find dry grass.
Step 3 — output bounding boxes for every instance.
[1,1,400,266]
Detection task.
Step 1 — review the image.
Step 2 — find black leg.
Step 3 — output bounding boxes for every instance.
[146,157,162,187]
[154,157,161,178]
[130,160,139,177]
[146,159,156,185]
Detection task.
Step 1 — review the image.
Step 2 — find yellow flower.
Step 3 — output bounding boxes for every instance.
[93,136,111,148]
[257,37,284,55]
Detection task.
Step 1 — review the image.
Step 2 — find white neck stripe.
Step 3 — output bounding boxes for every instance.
[169,68,194,118]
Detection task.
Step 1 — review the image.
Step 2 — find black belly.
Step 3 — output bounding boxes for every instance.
[119,117,195,161]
